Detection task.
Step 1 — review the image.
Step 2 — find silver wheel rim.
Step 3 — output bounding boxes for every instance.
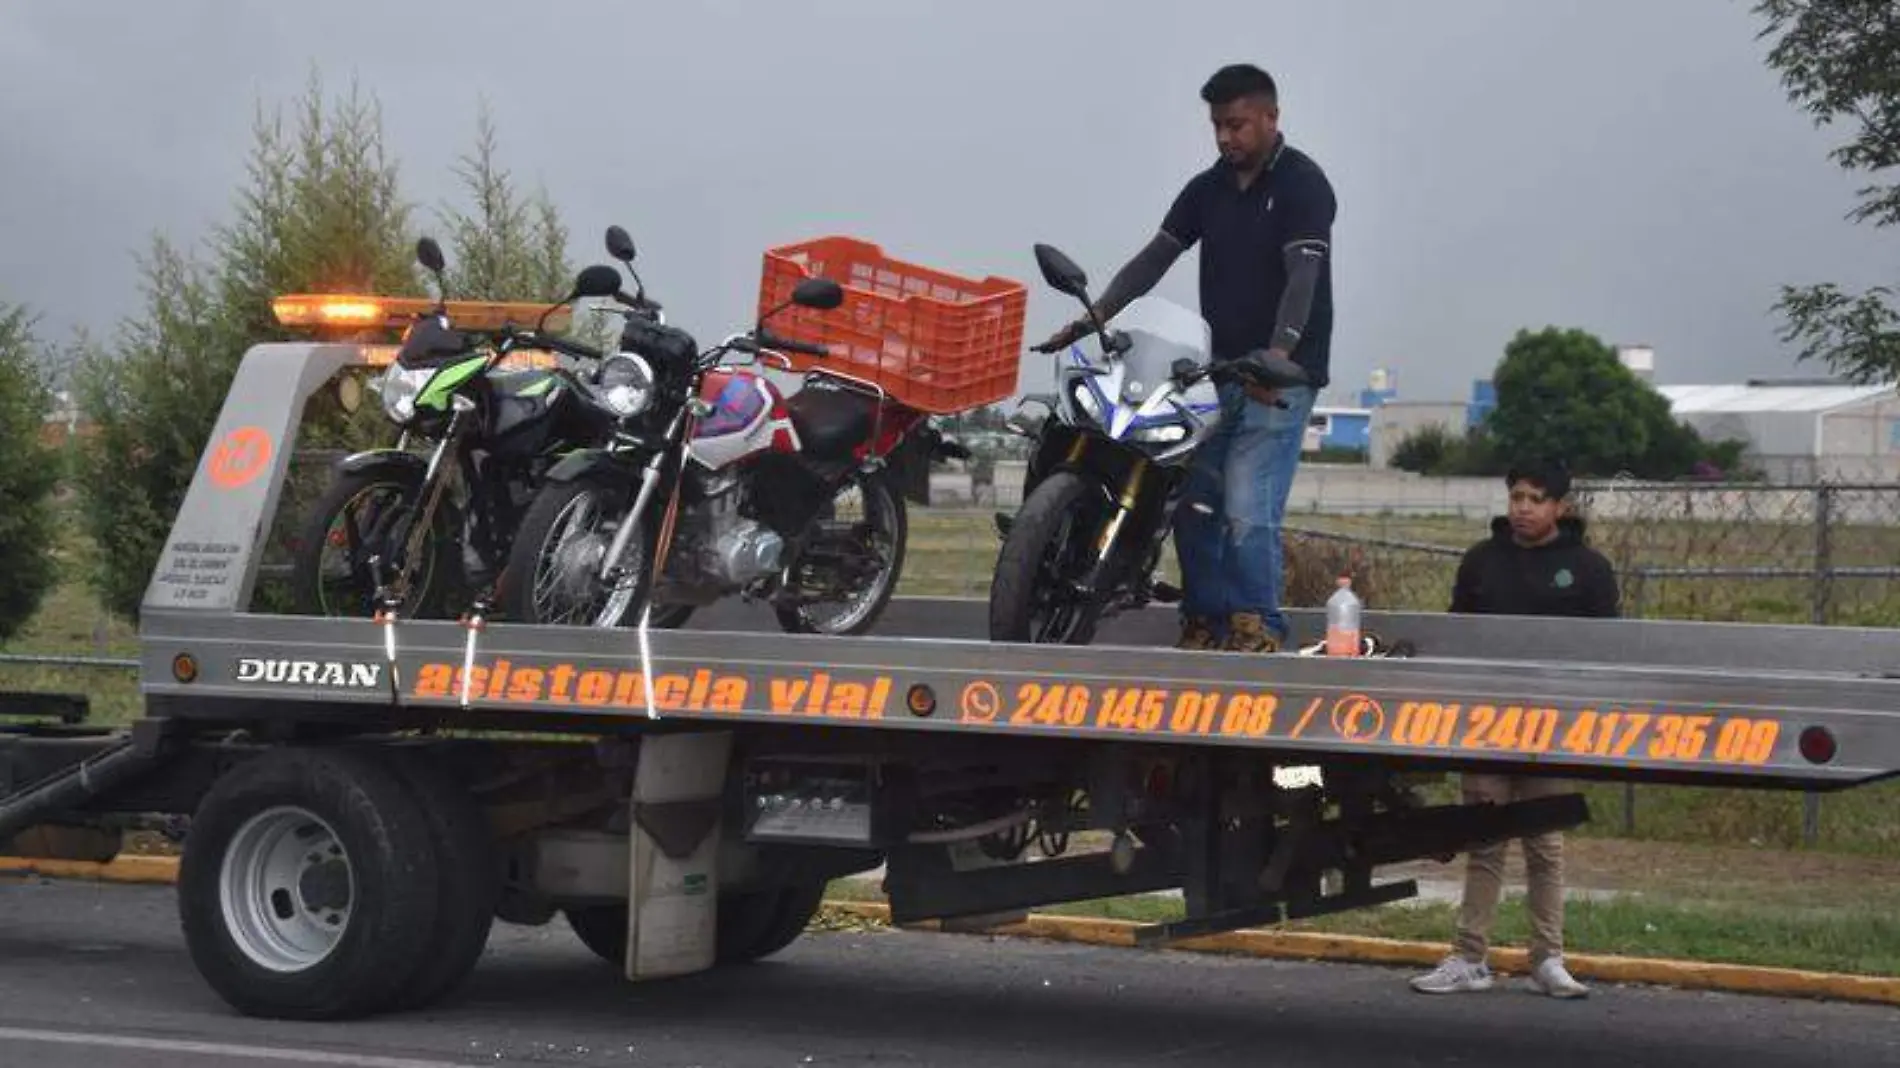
[218,806,354,973]
[797,480,898,634]
[532,490,643,628]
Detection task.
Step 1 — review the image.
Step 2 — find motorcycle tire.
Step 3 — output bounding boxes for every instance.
[774,469,907,637]
[289,462,463,620]
[496,472,693,630]
[987,469,1104,645]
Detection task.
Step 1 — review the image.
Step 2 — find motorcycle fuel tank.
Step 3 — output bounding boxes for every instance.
[688,370,800,469]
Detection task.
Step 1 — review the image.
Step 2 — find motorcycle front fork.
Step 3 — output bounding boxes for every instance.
[596,404,698,587]
[377,409,463,603]
[1077,455,1148,596]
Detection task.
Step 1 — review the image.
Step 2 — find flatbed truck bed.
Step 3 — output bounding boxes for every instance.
[5,341,1900,1022]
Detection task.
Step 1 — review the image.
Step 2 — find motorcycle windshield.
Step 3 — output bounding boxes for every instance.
[396,315,475,369]
[1106,297,1210,405]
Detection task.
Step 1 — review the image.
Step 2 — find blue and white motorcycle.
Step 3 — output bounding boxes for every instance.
[987,243,1308,645]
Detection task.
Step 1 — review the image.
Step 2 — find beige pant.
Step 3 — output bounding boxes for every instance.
[1453,773,1568,966]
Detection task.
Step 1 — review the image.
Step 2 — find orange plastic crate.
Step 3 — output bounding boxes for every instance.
[757,236,1026,415]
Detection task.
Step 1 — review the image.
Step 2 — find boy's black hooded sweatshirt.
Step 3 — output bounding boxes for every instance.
[1449,515,1619,619]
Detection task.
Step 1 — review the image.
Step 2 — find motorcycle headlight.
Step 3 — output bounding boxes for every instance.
[1131,423,1189,444]
[1068,378,1104,424]
[378,365,434,425]
[598,353,655,418]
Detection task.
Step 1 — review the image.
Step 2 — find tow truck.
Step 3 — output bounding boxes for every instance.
[3,317,1897,1023]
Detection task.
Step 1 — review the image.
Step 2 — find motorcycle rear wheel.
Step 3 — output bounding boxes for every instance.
[773,470,907,636]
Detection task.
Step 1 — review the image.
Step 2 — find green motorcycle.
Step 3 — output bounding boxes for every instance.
[289,236,633,620]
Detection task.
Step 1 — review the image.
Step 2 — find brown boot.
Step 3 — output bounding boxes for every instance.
[1221,612,1281,653]
[1176,616,1219,650]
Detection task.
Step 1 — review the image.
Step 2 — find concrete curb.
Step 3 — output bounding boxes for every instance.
[9,854,1897,1008]
[0,854,181,884]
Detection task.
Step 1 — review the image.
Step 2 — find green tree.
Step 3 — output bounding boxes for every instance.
[1754,0,1900,382]
[436,101,573,303]
[72,71,420,622]
[1484,326,1731,479]
[0,303,62,641]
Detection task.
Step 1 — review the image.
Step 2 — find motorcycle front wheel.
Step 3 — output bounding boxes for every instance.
[496,472,695,630]
[987,470,1110,645]
[289,463,462,620]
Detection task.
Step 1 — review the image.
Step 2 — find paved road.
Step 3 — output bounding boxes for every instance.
[1,878,1894,1067]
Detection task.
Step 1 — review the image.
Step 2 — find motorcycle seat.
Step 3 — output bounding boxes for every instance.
[785,383,876,461]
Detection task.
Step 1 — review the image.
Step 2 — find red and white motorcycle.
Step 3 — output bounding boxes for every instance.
[497,228,968,635]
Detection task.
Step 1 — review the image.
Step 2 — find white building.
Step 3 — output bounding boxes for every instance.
[1657,379,1900,483]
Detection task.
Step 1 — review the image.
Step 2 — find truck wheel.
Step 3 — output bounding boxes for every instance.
[177,747,441,1021]
[715,881,826,964]
[563,903,626,967]
[378,749,500,1010]
[561,881,826,969]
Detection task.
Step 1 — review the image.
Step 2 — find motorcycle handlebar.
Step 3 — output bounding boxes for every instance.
[506,329,604,362]
[757,329,830,358]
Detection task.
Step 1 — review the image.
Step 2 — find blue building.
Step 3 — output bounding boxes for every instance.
[1306,407,1372,454]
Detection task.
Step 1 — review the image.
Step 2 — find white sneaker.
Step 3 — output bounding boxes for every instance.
[1410,955,1494,994]
[1529,956,1590,999]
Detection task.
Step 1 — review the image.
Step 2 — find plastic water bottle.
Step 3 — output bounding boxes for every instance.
[1324,576,1362,657]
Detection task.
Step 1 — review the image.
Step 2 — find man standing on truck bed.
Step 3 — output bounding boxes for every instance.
[1032,62,1336,654]
[1410,460,1617,1000]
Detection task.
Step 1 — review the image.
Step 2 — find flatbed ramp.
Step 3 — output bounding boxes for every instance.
[138,596,1900,789]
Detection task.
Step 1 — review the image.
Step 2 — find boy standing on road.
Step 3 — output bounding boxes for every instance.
[1410,461,1618,1000]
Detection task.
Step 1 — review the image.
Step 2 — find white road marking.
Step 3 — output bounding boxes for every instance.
[0,1026,480,1068]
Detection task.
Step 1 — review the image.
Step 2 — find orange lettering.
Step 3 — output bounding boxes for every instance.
[507,668,545,703]
[711,676,749,713]
[577,670,613,707]
[414,663,453,699]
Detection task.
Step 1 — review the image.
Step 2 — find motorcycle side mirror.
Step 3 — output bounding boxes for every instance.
[1032,243,1090,301]
[416,237,446,275]
[792,277,844,310]
[605,225,637,264]
[1005,394,1055,437]
[1170,357,1202,384]
[416,237,449,304]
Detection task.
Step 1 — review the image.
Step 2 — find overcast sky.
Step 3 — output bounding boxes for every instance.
[0,0,1889,405]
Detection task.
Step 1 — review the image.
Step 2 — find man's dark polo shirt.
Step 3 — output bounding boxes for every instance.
[1160,137,1336,389]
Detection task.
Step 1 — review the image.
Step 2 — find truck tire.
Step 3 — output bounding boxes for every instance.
[563,902,626,968]
[177,747,442,1021]
[378,748,500,1011]
[561,881,825,969]
[715,881,826,964]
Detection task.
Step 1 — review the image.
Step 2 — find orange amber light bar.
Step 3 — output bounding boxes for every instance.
[272,293,572,333]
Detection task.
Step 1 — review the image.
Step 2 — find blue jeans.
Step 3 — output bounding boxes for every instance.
[1171,381,1316,641]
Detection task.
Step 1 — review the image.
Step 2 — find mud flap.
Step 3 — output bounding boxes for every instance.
[625,730,733,980]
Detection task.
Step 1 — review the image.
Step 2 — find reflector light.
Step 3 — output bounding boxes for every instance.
[1799,725,1838,765]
